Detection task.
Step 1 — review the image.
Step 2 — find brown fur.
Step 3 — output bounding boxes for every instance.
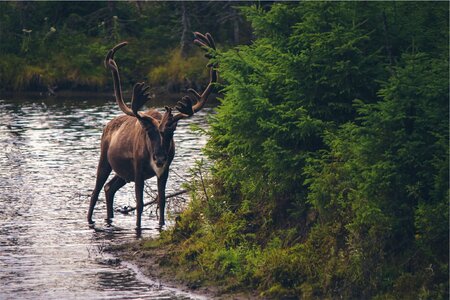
[87,108,175,229]
[87,33,217,231]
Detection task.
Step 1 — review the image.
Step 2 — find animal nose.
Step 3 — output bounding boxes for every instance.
[155,156,166,167]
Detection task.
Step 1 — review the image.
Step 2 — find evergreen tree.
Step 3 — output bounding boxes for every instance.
[165,2,448,298]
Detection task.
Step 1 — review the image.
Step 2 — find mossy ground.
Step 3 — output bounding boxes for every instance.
[108,238,261,299]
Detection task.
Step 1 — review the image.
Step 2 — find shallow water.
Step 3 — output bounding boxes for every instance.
[0,96,212,299]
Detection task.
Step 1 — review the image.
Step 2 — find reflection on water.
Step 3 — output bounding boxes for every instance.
[0,96,212,299]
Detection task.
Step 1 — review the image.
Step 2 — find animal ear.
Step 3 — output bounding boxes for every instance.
[138,115,159,130]
[159,106,176,132]
[165,120,178,132]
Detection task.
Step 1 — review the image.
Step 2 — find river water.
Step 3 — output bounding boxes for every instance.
[0,95,212,299]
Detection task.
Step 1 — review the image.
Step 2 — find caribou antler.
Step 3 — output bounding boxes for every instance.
[105,42,152,119]
[89,32,218,230]
[131,82,152,118]
[170,32,218,124]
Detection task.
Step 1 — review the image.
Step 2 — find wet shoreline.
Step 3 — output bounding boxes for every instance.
[107,239,260,300]
[0,97,212,299]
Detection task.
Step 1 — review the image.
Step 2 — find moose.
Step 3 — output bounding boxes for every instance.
[87,32,217,230]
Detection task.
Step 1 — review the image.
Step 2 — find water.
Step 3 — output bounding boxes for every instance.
[0,95,212,299]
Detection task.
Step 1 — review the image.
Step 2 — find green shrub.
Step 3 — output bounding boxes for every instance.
[148,48,209,88]
[152,2,449,298]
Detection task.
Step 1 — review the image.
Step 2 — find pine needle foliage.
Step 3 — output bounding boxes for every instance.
[159,2,449,299]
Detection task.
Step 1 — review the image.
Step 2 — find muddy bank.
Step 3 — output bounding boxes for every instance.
[107,239,261,300]
[0,98,215,299]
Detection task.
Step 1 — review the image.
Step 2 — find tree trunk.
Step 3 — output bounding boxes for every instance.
[382,11,394,66]
[180,2,191,58]
[232,7,240,45]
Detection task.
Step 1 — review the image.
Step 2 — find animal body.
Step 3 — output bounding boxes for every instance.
[87,32,217,230]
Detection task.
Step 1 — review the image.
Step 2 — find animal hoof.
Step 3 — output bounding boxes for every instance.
[135,227,142,237]
[88,221,95,228]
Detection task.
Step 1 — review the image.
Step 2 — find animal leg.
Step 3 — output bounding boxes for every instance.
[104,175,126,222]
[157,170,169,227]
[134,176,145,230]
[88,154,112,224]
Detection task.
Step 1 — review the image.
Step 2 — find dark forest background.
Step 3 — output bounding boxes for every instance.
[1,2,448,299]
[0,1,254,93]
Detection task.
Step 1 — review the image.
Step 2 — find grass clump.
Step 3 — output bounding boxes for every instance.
[146,2,448,299]
[148,48,209,92]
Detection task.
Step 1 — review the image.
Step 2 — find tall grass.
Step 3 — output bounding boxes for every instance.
[148,48,209,90]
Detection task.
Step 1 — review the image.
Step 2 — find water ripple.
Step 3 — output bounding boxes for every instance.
[0,97,212,299]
